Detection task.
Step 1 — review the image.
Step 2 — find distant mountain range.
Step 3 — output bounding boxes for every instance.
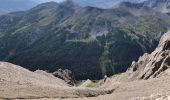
[73,0,147,8]
[143,0,170,14]
[0,0,148,12]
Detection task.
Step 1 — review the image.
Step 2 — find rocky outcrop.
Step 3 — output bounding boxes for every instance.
[143,0,170,14]
[53,69,76,86]
[127,30,170,80]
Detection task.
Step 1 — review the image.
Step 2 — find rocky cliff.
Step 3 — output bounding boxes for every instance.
[127,30,170,80]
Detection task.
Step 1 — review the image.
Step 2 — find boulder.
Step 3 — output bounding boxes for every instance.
[53,69,76,86]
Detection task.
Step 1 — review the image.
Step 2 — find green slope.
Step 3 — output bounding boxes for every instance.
[0,1,170,80]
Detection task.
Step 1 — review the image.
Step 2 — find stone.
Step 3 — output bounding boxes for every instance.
[127,30,170,80]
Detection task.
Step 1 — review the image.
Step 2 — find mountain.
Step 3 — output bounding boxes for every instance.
[72,0,117,9]
[1,31,170,99]
[126,30,170,80]
[1,0,170,13]
[0,0,148,12]
[143,0,170,14]
[2,0,170,13]
[0,1,170,80]
[73,0,147,9]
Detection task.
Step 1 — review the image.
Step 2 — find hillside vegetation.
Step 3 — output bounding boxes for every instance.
[0,1,170,79]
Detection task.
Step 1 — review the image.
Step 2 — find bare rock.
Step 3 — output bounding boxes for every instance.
[127,30,170,80]
[79,79,93,87]
[53,69,76,86]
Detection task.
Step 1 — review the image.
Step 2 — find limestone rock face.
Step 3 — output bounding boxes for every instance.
[53,69,76,86]
[127,30,170,80]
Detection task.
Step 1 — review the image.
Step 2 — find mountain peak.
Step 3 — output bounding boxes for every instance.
[29,1,59,12]
[115,1,144,8]
[61,0,81,9]
[72,0,147,9]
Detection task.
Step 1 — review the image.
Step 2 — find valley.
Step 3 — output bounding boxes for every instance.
[1,0,170,100]
[1,29,170,100]
[0,0,170,80]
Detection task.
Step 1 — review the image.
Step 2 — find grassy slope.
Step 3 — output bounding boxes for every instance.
[0,1,170,80]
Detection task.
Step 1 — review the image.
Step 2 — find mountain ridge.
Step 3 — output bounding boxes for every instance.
[72,0,147,9]
[143,0,170,13]
[1,1,170,99]
[1,0,170,14]
[1,29,170,99]
[0,0,149,13]
[0,1,170,80]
